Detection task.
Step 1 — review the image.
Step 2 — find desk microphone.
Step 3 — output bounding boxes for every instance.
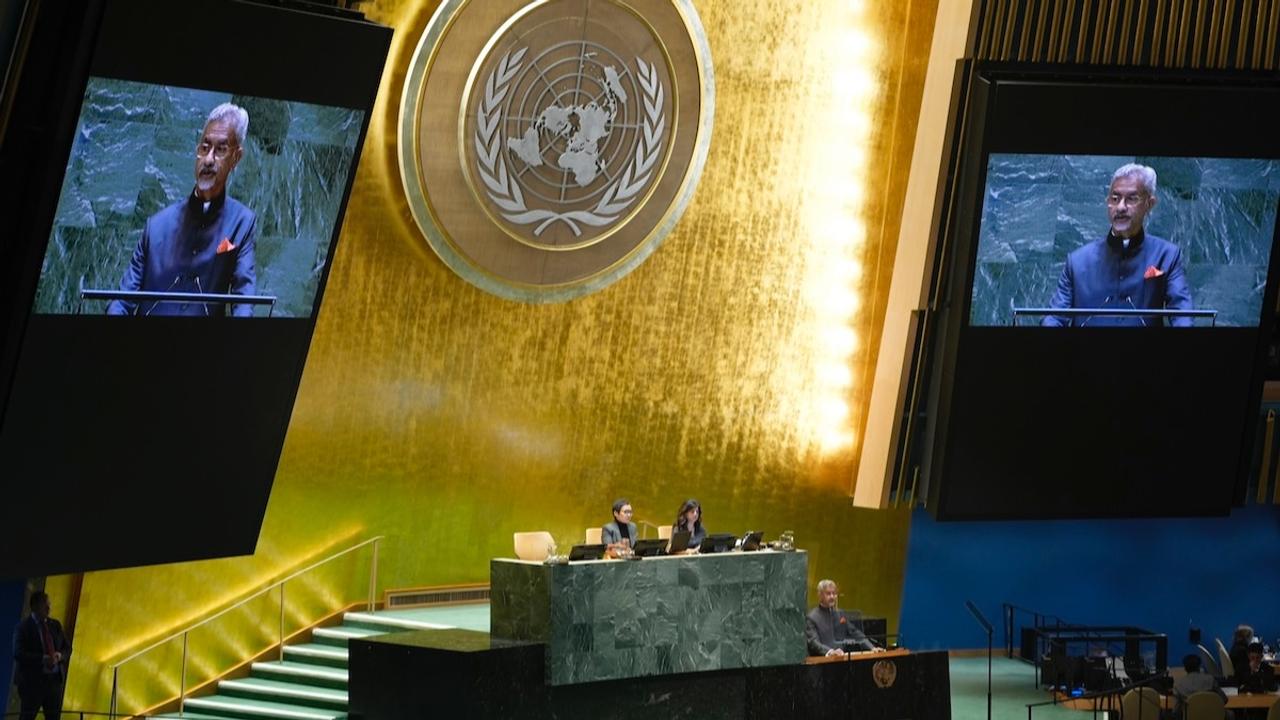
[144,274,184,316]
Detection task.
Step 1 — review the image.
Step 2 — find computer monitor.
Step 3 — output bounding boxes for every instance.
[700,533,737,554]
[632,539,668,557]
[667,530,693,553]
[740,531,765,551]
[568,544,607,561]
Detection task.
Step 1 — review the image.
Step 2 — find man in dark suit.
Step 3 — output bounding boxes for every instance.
[1043,163,1193,327]
[11,591,72,720]
[1235,642,1278,694]
[805,579,880,657]
[107,102,257,317]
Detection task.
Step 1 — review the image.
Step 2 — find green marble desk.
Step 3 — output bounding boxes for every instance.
[490,550,808,685]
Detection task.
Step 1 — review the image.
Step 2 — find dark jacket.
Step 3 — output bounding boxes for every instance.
[672,521,707,548]
[1043,231,1193,327]
[108,191,257,316]
[12,615,71,687]
[805,606,874,655]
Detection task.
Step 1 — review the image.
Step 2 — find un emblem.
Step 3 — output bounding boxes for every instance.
[399,0,714,302]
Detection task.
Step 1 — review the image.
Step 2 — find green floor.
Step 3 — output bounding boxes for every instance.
[951,656,1100,720]
[372,604,491,632]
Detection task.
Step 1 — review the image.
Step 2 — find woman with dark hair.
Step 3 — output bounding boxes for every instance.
[672,498,707,549]
[602,498,637,557]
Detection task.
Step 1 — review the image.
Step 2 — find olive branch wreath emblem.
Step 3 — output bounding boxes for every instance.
[474,47,666,237]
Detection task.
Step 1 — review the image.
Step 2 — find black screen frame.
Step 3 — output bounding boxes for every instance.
[0,0,392,578]
[921,62,1280,521]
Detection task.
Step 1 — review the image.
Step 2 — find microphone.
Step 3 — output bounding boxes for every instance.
[144,274,184,316]
[193,275,209,316]
[1080,295,1113,327]
[1123,296,1147,327]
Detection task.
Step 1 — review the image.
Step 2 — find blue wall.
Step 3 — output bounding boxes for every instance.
[899,505,1280,657]
[0,579,25,713]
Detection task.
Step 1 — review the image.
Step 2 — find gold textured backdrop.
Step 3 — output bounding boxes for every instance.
[62,0,938,711]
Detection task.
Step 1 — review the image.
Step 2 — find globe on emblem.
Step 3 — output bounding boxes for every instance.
[504,45,635,197]
[401,0,712,301]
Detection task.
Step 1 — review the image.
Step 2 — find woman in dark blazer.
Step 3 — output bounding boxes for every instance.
[672,498,707,549]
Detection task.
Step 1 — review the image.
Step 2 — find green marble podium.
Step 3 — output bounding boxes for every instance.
[490,550,808,685]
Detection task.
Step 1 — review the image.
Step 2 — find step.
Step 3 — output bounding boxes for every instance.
[312,625,386,647]
[282,643,348,668]
[183,695,345,720]
[341,611,453,633]
[219,677,348,710]
[251,661,348,689]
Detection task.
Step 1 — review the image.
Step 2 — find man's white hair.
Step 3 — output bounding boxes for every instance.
[1111,163,1157,196]
[817,579,838,592]
[206,103,249,145]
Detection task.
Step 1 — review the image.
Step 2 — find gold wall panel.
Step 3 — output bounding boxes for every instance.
[62,0,938,711]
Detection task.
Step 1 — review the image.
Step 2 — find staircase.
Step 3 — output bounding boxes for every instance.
[154,610,453,720]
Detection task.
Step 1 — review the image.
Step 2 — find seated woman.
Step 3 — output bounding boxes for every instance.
[672,498,707,550]
[601,498,637,558]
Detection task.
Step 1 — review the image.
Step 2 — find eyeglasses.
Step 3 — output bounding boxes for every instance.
[195,141,236,160]
[1106,193,1148,207]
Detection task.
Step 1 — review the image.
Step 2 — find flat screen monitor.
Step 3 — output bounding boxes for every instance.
[0,0,391,577]
[919,64,1280,520]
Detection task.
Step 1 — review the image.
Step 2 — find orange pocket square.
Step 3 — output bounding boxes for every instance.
[216,238,236,255]
[1143,265,1164,279]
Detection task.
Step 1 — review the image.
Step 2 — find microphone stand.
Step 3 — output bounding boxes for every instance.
[964,600,994,720]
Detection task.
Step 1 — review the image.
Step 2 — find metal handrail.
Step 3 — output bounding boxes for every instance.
[108,535,383,717]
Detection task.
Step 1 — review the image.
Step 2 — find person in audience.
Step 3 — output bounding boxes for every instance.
[1230,624,1255,676]
[1236,641,1278,693]
[601,498,637,558]
[672,498,707,550]
[12,590,72,720]
[805,579,881,657]
[1042,163,1192,327]
[1172,653,1226,718]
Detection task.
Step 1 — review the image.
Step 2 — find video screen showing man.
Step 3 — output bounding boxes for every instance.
[106,103,257,317]
[1042,163,1192,327]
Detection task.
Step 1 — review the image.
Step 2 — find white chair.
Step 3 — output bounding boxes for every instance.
[1214,638,1235,678]
[513,531,555,561]
[657,525,673,540]
[1119,686,1161,719]
[585,527,603,544]
[1183,691,1225,720]
[1194,644,1221,678]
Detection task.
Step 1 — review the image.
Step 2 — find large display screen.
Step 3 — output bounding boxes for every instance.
[913,65,1280,521]
[35,78,365,318]
[0,0,391,578]
[970,154,1280,328]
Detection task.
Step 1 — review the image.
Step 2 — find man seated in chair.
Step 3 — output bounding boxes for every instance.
[1236,642,1278,694]
[1172,654,1227,719]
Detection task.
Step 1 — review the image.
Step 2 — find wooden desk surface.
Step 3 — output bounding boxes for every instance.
[1225,690,1280,709]
[804,647,911,665]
